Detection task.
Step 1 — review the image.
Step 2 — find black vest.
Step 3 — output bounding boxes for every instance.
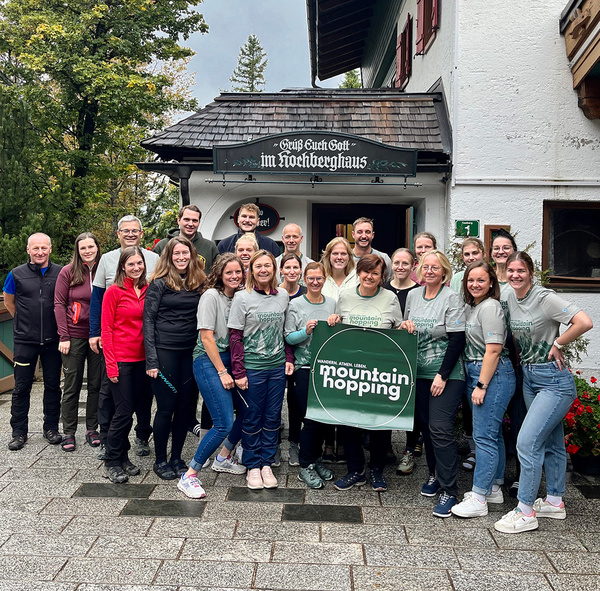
[12,261,62,344]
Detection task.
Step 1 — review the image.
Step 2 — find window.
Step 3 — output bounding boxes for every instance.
[416,0,439,55]
[543,201,600,289]
[395,15,412,89]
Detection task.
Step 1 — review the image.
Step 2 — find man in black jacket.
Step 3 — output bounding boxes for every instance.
[3,233,63,451]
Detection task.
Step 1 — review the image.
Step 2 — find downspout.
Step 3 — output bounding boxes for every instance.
[177,165,192,206]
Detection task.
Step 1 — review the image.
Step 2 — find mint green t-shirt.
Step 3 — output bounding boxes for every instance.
[227,288,289,370]
[193,288,233,359]
[404,285,465,380]
[464,297,508,362]
[506,284,579,365]
[284,295,337,369]
[336,286,403,329]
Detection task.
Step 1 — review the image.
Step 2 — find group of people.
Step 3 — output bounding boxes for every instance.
[2,204,593,536]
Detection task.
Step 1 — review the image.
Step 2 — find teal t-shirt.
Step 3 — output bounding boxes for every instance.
[464,297,508,362]
[404,285,465,380]
[336,286,403,329]
[227,288,289,370]
[284,295,336,369]
[506,284,579,365]
[194,288,234,359]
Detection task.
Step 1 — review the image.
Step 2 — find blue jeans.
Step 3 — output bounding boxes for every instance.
[465,357,515,495]
[517,361,576,506]
[190,352,245,471]
[242,365,286,470]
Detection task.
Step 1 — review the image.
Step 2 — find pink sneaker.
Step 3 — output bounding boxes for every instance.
[261,465,278,489]
[246,468,263,490]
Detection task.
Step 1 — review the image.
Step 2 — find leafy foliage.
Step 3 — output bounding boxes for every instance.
[564,373,600,457]
[230,34,267,92]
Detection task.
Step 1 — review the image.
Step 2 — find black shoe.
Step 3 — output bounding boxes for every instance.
[104,465,129,484]
[122,459,140,476]
[8,434,27,451]
[43,429,62,444]
[170,458,188,477]
[135,437,150,457]
[153,461,177,480]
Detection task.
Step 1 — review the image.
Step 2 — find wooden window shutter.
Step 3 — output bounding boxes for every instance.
[416,0,424,54]
[405,15,412,80]
[395,30,403,87]
[431,0,439,30]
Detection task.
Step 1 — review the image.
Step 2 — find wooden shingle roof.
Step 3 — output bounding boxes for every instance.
[141,88,451,164]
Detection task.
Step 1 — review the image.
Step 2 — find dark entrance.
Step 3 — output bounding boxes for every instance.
[311,203,413,261]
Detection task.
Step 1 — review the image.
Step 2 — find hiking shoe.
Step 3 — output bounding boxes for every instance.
[298,465,325,489]
[396,450,415,475]
[212,455,246,475]
[8,434,26,451]
[288,442,300,466]
[451,492,488,518]
[433,492,457,518]
[271,446,281,467]
[494,508,539,534]
[135,437,150,457]
[97,444,106,460]
[178,473,206,499]
[121,459,140,476]
[261,466,278,489]
[487,488,505,504]
[153,461,177,480]
[192,423,202,437]
[43,429,62,445]
[461,452,476,471]
[334,471,367,491]
[413,437,423,457]
[104,465,129,484]
[247,468,263,490]
[533,498,566,520]
[421,475,440,497]
[170,459,188,477]
[369,467,388,492]
[315,461,334,481]
[335,445,346,463]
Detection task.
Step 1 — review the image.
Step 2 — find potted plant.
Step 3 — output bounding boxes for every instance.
[564,372,600,475]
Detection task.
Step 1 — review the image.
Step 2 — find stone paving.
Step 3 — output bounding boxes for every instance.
[0,383,599,591]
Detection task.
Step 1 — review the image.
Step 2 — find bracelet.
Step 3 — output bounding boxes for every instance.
[217,369,228,376]
[553,339,564,350]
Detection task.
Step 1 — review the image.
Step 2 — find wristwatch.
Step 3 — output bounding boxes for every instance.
[476,381,488,390]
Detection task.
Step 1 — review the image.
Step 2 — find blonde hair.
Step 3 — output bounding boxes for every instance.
[235,232,259,252]
[320,237,355,278]
[245,250,279,292]
[416,249,453,283]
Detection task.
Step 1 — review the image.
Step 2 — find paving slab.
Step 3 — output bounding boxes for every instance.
[254,563,351,591]
[228,485,304,503]
[40,497,129,516]
[148,483,227,502]
[201,501,283,521]
[74,483,155,498]
[234,521,320,542]
[0,480,80,498]
[365,544,460,569]
[405,524,496,548]
[304,488,381,506]
[0,468,78,482]
[491,529,586,550]
[0,555,67,581]
[86,535,184,560]
[455,548,555,572]
[546,574,600,590]
[155,560,255,587]
[0,513,72,535]
[61,515,153,537]
[122,499,206,518]
[272,540,363,565]
[0,582,76,591]
[147,517,237,539]
[180,538,273,562]
[56,557,161,585]
[321,523,406,544]
[449,570,553,591]
[352,566,453,591]
[283,503,361,523]
[0,533,96,556]
[546,551,600,573]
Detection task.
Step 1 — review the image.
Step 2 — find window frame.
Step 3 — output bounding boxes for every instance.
[395,15,413,89]
[542,200,600,291]
[416,0,440,56]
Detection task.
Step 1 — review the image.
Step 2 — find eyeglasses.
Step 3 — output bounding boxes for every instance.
[119,229,141,235]
[492,246,513,252]
[421,265,441,272]
[306,277,325,283]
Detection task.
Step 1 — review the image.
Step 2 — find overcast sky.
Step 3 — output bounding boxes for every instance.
[186,0,342,108]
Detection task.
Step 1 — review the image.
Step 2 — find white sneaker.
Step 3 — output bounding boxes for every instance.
[177,473,206,499]
[246,468,263,489]
[487,488,504,504]
[451,492,488,518]
[211,455,247,475]
[202,457,211,469]
[261,465,278,489]
[235,444,243,464]
[494,508,538,534]
[533,498,566,520]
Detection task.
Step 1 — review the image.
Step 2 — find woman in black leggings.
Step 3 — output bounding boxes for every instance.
[144,236,205,480]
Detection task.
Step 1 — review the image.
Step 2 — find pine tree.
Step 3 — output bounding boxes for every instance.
[230,34,268,92]
[339,69,362,89]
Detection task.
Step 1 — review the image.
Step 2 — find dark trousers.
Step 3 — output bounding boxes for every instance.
[341,425,390,473]
[151,347,195,464]
[286,375,303,444]
[61,338,103,434]
[10,342,62,436]
[294,368,328,468]
[416,377,464,497]
[97,351,153,445]
[105,361,150,467]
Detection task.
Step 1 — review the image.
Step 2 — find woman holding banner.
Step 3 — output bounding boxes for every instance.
[401,250,466,517]
[284,262,337,488]
[451,261,515,518]
[228,250,294,490]
[328,254,403,492]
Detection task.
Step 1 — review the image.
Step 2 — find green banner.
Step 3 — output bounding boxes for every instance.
[307,323,417,430]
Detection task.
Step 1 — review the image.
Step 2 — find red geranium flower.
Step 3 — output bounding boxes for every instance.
[566,444,580,454]
[591,376,597,383]
[587,406,594,413]
[576,406,585,415]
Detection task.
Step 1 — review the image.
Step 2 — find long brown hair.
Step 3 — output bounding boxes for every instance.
[462,261,500,306]
[150,236,205,291]
[204,253,244,294]
[114,246,148,289]
[69,233,101,287]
